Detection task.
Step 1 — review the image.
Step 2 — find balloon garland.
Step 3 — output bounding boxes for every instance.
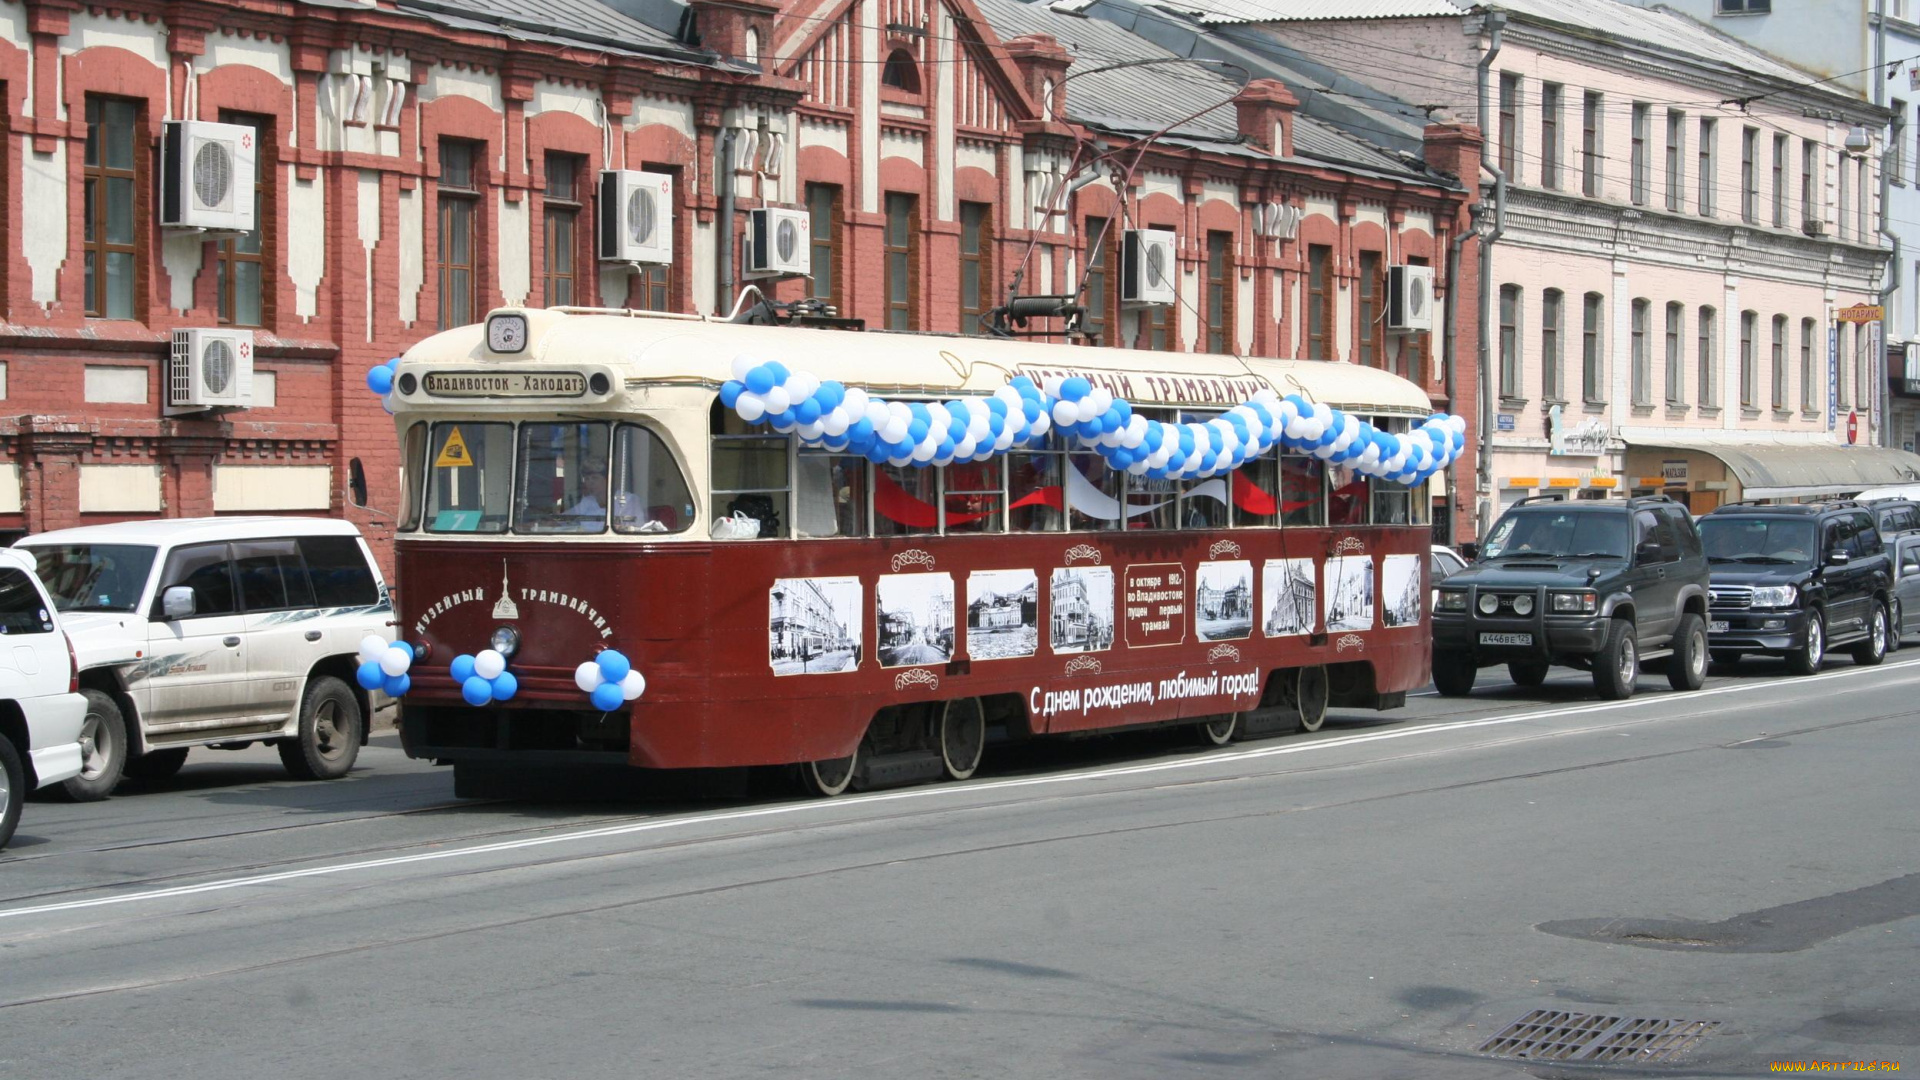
[720,357,1466,488]
[449,649,518,707]
[574,649,647,712]
[364,357,402,415]
[356,635,417,697]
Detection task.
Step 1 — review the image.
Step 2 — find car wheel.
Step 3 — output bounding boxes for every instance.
[1592,618,1638,700]
[1890,599,1903,652]
[278,676,363,781]
[1666,613,1708,691]
[0,733,23,851]
[1786,610,1825,676]
[123,747,189,784]
[1432,653,1478,697]
[1507,661,1550,688]
[1851,601,1889,667]
[55,689,128,802]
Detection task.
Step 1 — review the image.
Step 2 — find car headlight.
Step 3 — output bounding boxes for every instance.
[1436,589,1468,612]
[1550,590,1598,614]
[1749,585,1798,608]
[1478,593,1500,615]
[491,625,521,657]
[1511,594,1535,616]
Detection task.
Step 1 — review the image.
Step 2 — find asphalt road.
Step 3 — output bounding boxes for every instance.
[1,653,1916,1079]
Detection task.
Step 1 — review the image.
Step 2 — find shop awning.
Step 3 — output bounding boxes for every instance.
[1636,438,1920,500]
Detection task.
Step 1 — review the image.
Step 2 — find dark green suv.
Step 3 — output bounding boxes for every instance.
[1432,496,1712,700]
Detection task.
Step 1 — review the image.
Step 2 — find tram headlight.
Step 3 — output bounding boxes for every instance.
[491,625,521,658]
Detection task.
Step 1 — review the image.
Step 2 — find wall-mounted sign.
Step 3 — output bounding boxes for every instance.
[1661,459,1689,484]
[1837,304,1884,324]
[1496,414,1516,432]
[1829,325,1839,431]
[1547,403,1610,457]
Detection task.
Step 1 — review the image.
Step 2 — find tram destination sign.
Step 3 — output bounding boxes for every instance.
[423,371,588,397]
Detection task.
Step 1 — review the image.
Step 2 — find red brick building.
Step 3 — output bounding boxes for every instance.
[0,0,1481,566]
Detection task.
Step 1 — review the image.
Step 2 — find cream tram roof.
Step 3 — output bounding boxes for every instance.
[404,308,1438,418]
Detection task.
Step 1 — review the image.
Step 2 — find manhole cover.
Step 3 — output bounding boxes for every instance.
[1479,1010,1719,1063]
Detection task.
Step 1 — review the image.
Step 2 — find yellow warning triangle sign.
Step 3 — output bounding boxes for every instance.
[434,427,474,468]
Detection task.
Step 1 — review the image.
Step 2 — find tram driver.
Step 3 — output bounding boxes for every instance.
[566,461,646,530]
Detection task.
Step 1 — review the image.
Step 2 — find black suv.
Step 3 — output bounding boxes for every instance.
[1432,496,1711,700]
[1697,501,1892,675]
[1862,498,1920,541]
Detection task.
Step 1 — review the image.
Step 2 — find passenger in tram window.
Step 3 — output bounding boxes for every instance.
[875,462,937,536]
[1067,451,1122,532]
[1234,450,1281,528]
[1130,471,1178,530]
[1280,455,1326,527]
[945,458,1006,534]
[1371,480,1412,525]
[1009,446,1064,532]
[1328,465,1371,526]
[796,452,869,538]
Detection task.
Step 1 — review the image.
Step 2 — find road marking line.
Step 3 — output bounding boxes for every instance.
[4,658,1916,921]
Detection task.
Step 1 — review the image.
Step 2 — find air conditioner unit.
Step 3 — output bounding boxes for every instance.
[1121,228,1177,306]
[1387,264,1435,333]
[1803,217,1828,238]
[167,328,254,414]
[161,120,258,232]
[597,169,673,265]
[744,206,811,277]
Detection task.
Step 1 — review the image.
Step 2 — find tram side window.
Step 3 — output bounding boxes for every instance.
[1009,440,1065,533]
[1235,449,1281,528]
[1369,418,1416,525]
[795,450,868,538]
[875,462,937,537]
[1281,455,1325,527]
[513,422,611,535]
[399,423,426,532]
[710,404,790,538]
[426,422,513,533]
[614,424,696,535]
[945,458,1005,535]
[1176,410,1229,529]
[1069,449,1123,532]
[1329,465,1371,526]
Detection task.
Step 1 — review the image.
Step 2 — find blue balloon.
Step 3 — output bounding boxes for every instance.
[720,380,745,408]
[822,437,850,453]
[1059,376,1090,400]
[817,381,845,409]
[745,367,774,394]
[356,660,385,691]
[1112,399,1132,423]
[795,398,821,424]
[986,412,1005,436]
[365,365,394,395]
[1101,412,1122,434]
[866,444,890,464]
[946,401,970,425]
[1022,400,1041,423]
[590,681,625,712]
[1110,447,1134,469]
[598,650,632,683]
[462,675,493,707]
[490,671,518,701]
[908,419,929,444]
[387,357,402,370]
[850,418,875,441]
[450,654,476,683]
[1178,428,1196,453]
[1143,424,1164,451]
[938,437,956,459]
[383,673,411,697]
[764,362,789,384]
[986,397,1007,417]
[769,412,796,432]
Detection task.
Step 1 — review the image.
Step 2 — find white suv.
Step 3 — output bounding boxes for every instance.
[0,548,86,849]
[20,517,396,799]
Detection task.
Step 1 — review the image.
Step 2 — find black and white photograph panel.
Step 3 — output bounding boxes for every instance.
[1262,557,1317,638]
[1325,555,1376,633]
[876,573,957,669]
[769,576,863,676]
[1382,553,1423,628]
[967,569,1040,660]
[1050,565,1115,654]
[1196,560,1254,641]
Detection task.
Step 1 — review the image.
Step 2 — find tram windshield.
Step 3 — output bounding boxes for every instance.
[426,422,513,533]
[421,420,694,535]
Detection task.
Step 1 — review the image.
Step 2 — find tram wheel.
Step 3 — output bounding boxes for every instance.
[1193,713,1238,747]
[1294,666,1329,734]
[939,698,986,781]
[799,745,860,798]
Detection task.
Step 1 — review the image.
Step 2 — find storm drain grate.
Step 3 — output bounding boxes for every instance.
[1478,1010,1720,1063]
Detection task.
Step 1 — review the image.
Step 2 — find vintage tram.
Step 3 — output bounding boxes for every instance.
[381,306,1454,796]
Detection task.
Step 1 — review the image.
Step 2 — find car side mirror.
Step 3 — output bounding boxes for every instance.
[161,586,196,619]
[348,457,369,509]
[1634,541,1662,564]
[1826,549,1851,567]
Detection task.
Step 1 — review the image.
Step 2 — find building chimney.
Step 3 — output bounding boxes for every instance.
[1002,34,1074,121]
[1234,79,1298,157]
[688,0,780,67]
[1421,121,1484,185]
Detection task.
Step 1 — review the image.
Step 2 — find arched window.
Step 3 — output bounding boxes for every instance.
[881,50,920,93]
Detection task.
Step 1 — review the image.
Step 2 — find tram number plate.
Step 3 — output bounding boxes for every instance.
[1479,632,1532,646]
[1709,620,1729,634]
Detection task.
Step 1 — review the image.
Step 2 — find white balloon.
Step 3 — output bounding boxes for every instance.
[1128,460,1150,475]
[911,441,937,462]
[994,429,1016,451]
[1086,388,1113,415]
[381,393,396,415]
[620,670,647,701]
[967,417,990,443]
[1051,399,1078,426]
[797,420,826,441]
[731,355,757,381]
[954,436,978,459]
[380,646,412,677]
[1075,397,1102,425]
[737,395,766,422]
[842,387,869,416]
[1312,441,1337,460]
[888,454,913,468]
[867,401,891,427]
[882,417,909,443]
[473,649,506,680]
[359,635,389,664]
[822,409,850,437]
[762,386,790,415]
[888,401,912,422]
[575,661,602,693]
[1031,413,1051,437]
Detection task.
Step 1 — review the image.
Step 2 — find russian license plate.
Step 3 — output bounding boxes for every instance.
[1709,620,1729,634]
[1479,632,1532,646]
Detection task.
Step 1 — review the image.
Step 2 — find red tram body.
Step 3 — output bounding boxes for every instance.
[389,308,1439,793]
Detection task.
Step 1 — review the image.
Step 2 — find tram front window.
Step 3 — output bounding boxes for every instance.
[426,422,513,533]
[614,424,696,535]
[514,422,612,534]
